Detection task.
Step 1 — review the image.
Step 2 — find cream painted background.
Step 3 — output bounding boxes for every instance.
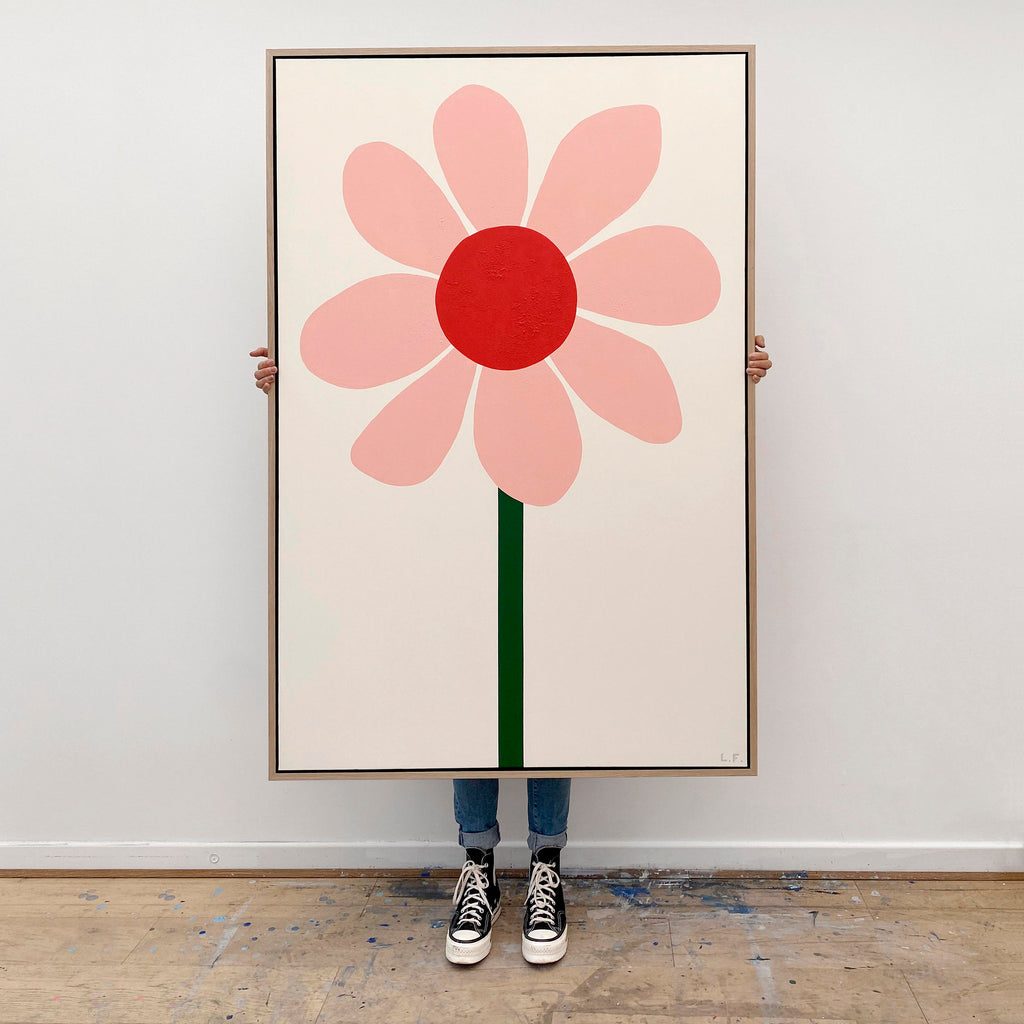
[274,54,749,771]
[2,0,1021,871]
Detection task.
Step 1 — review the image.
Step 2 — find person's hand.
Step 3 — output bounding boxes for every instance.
[250,347,277,393]
[746,334,772,383]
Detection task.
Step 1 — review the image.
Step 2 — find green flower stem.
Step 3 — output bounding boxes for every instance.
[497,488,524,768]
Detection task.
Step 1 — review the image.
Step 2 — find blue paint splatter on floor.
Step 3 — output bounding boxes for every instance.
[213,916,226,922]
[609,885,650,906]
[610,885,650,897]
[696,894,754,914]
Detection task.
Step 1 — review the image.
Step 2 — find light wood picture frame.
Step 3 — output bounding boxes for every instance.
[266,45,756,780]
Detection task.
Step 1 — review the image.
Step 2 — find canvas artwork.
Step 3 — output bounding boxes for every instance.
[267,46,756,779]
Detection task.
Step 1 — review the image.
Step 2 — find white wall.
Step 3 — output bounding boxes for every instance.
[2,0,1022,873]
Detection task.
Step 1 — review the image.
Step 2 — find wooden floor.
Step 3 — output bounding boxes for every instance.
[0,873,1021,1023]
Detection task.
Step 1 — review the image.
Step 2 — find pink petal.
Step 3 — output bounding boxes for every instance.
[571,226,721,325]
[434,85,528,231]
[474,364,582,506]
[552,317,681,443]
[300,274,448,388]
[527,105,661,256]
[343,142,467,273]
[351,350,476,486]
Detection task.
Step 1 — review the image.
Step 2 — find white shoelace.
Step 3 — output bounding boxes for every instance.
[524,861,560,931]
[451,859,492,932]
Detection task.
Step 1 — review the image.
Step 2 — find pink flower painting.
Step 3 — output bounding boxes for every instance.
[300,85,721,506]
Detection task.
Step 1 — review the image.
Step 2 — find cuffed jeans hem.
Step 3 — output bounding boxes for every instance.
[458,823,501,851]
[528,829,568,853]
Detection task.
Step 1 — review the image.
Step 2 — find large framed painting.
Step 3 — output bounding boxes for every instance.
[266,45,756,779]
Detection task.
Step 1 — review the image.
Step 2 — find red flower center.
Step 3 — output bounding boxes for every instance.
[435,226,577,371]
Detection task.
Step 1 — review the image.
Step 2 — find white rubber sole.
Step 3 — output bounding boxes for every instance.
[445,904,501,965]
[522,928,568,964]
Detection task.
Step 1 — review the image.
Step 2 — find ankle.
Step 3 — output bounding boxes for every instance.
[531,846,561,873]
[466,846,494,867]
[465,847,498,889]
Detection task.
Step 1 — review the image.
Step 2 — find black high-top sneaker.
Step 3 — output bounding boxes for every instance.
[446,847,501,964]
[522,846,568,963]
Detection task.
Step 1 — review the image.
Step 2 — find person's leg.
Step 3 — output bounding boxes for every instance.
[526,777,570,853]
[523,777,571,964]
[447,779,502,965]
[452,778,501,852]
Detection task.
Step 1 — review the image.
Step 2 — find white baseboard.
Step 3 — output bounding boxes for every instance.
[0,840,1021,873]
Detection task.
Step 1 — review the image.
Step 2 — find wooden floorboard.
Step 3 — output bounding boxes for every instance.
[1,873,1021,1022]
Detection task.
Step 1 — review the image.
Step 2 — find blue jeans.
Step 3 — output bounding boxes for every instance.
[453,778,571,853]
